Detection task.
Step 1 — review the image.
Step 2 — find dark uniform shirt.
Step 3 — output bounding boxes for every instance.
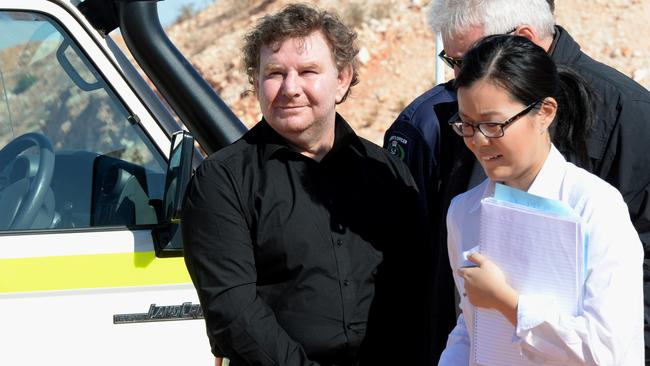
[182,114,429,366]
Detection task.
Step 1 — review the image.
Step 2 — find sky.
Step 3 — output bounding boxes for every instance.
[157,0,213,28]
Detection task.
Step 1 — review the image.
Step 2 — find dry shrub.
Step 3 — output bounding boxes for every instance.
[341,2,366,29]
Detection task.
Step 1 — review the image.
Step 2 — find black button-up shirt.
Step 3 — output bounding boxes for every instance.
[182,115,429,366]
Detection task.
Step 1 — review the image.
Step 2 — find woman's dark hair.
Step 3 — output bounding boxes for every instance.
[454,35,596,166]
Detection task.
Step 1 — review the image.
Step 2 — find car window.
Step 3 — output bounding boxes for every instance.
[0,11,166,231]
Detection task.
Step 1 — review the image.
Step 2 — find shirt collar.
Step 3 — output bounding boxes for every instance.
[546,25,560,56]
[322,113,365,162]
[527,145,567,200]
[259,113,364,162]
[469,145,567,212]
[547,25,582,65]
[254,121,290,161]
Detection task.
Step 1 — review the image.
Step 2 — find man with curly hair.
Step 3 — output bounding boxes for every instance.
[183,4,429,365]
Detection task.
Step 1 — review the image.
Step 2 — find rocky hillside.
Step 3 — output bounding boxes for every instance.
[160,0,650,145]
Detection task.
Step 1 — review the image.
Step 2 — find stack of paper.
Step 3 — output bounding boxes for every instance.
[473,184,583,365]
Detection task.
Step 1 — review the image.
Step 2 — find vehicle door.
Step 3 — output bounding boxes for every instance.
[0,2,211,364]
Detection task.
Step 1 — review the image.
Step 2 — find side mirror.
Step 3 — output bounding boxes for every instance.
[153,130,195,257]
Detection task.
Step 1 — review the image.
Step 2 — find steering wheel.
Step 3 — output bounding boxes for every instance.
[0,132,55,229]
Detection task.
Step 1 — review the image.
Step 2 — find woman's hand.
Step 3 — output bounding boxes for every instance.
[457,252,519,325]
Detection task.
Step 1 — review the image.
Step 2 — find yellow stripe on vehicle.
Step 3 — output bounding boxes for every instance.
[0,251,191,293]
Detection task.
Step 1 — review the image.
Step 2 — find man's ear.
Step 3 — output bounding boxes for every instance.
[512,24,540,45]
[538,97,558,132]
[335,64,353,104]
[512,25,552,51]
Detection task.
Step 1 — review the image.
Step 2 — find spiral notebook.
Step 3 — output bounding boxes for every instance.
[473,184,584,365]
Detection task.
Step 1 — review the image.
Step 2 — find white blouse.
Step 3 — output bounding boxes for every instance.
[439,146,644,365]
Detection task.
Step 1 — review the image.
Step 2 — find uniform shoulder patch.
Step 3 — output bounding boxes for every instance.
[386,134,408,161]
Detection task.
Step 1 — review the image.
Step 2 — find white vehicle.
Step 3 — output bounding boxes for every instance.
[0,0,246,364]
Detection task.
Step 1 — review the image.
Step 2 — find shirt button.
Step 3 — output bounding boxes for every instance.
[336,239,343,246]
[343,279,350,286]
[346,324,353,330]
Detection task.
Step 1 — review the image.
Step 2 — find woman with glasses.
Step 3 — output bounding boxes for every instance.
[439,35,643,365]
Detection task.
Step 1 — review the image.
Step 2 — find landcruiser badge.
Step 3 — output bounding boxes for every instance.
[113,302,203,324]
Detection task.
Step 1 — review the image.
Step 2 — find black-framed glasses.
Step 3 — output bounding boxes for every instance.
[438,28,519,70]
[448,100,541,138]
